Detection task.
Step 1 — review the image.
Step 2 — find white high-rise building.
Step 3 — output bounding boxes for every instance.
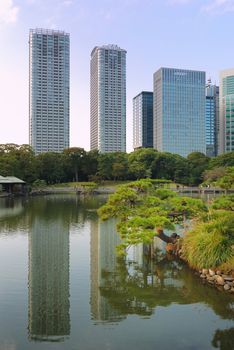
[219,69,234,154]
[90,45,126,153]
[29,29,70,154]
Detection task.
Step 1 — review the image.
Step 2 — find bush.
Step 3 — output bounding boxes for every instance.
[182,211,234,269]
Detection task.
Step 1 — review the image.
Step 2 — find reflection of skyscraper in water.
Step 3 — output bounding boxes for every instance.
[28,217,70,341]
[90,218,124,323]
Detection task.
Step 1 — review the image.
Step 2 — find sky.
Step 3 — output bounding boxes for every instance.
[0,0,234,152]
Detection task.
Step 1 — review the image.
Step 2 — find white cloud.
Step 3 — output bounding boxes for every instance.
[202,0,234,14]
[0,0,19,24]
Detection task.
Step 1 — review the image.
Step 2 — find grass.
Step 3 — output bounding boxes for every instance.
[182,211,234,270]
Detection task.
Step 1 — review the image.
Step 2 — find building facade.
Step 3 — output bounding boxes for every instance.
[90,45,126,153]
[219,69,234,154]
[29,28,70,154]
[205,80,219,157]
[153,67,206,157]
[133,91,153,150]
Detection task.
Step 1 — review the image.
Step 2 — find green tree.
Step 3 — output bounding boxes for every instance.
[209,151,234,169]
[0,143,37,183]
[128,148,158,179]
[98,153,115,180]
[82,150,99,181]
[98,180,207,255]
[187,152,210,185]
[36,152,65,184]
[63,147,86,182]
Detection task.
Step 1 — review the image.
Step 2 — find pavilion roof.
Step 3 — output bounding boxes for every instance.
[0,176,25,184]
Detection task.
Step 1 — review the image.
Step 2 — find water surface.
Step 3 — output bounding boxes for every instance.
[0,195,233,350]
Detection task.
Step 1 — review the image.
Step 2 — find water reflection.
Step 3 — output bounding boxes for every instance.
[212,328,234,349]
[91,219,234,323]
[0,195,233,350]
[28,216,70,342]
[90,219,125,323]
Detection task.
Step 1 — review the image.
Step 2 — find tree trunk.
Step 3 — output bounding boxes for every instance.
[155,228,177,244]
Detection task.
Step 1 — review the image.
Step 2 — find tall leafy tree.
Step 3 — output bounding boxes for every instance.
[63,147,86,182]
[36,152,65,184]
[187,152,210,185]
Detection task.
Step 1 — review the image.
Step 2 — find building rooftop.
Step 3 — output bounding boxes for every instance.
[0,176,25,184]
[91,44,127,56]
[29,28,69,36]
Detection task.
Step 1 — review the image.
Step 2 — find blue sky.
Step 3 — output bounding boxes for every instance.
[1,0,234,151]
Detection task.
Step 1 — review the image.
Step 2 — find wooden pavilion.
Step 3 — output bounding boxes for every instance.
[0,176,26,195]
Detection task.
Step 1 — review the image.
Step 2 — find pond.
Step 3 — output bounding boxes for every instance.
[0,195,233,350]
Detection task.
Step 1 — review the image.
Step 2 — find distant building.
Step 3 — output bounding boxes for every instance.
[90,44,126,152]
[206,80,219,157]
[219,68,234,154]
[133,91,153,149]
[29,28,70,154]
[153,67,206,157]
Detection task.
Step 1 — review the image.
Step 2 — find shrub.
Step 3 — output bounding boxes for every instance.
[182,211,234,269]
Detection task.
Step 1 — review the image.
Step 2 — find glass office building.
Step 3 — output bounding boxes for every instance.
[29,29,70,154]
[133,91,153,149]
[90,45,126,153]
[153,67,206,157]
[219,69,234,154]
[205,81,219,157]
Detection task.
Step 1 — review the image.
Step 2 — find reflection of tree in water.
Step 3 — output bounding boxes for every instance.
[0,195,105,232]
[99,247,234,320]
[212,328,234,350]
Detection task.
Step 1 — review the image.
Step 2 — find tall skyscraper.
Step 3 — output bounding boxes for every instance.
[219,69,234,154]
[205,80,219,157]
[153,67,206,157]
[90,45,126,153]
[29,29,70,154]
[133,91,153,150]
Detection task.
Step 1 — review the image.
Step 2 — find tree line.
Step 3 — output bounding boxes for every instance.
[0,143,234,186]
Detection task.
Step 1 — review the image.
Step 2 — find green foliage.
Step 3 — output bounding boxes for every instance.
[162,196,207,219]
[209,151,234,168]
[117,216,175,248]
[187,152,210,185]
[98,186,142,220]
[63,147,86,182]
[32,179,47,189]
[98,180,208,254]
[182,211,234,269]
[154,188,176,200]
[0,143,234,188]
[211,195,234,211]
[36,152,65,184]
[216,167,234,190]
[203,167,227,183]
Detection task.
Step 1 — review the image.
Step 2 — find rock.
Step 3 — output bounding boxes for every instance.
[202,269,208,275]
[226,282,233,287]
[230,288,234,293]
[200,274,207,279]
[216,276,225,285]
[207,275,216,281]
[216,270,222,275]
[224,284,231,291]
[209,269,215,277]
[223,276,234,282]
